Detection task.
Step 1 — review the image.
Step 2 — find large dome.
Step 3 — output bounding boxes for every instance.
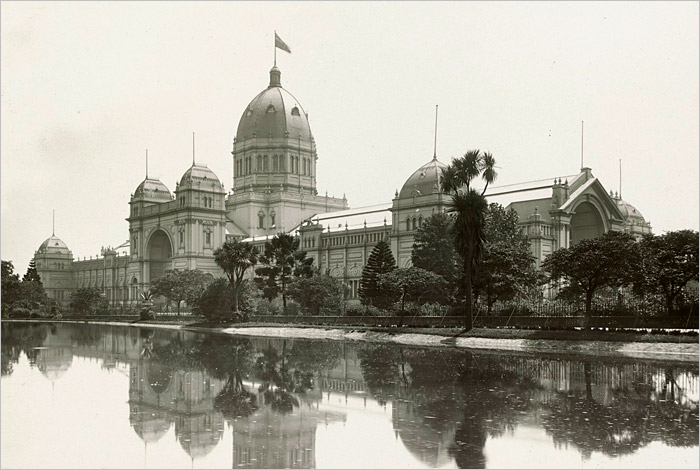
[179,164,221,188]
[133,178,172,202]
[236,67,312,141]
[399,158,447,199]
[37,235,71,255]
[616,198,646,224]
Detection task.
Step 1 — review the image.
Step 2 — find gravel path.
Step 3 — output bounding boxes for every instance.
[222,326,698,363]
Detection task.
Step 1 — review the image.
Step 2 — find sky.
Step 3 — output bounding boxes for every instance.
[1,1,698,275]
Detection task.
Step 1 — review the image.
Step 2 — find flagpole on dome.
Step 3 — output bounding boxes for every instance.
[274,30,277,67]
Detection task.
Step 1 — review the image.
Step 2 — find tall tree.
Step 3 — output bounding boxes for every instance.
[22,259,42,283]
[541,231,637,328]
[632,230,699,314]
[150,269,213,314]
[411,213,460,289]
[359,239,396,309]
[214,239,259,313]
[440,150,498,330]
[255,233,313,309]
[475,203,539,313]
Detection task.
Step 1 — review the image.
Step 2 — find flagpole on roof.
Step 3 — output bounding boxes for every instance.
[580,121,584,169]
[274,30,277,67]
[433,105,439,160]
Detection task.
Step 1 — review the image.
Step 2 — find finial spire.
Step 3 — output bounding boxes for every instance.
[145,149,149,179]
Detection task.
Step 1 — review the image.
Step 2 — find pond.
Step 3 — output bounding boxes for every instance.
[1,322,698,469]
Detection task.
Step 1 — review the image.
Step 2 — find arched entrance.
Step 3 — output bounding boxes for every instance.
[570,201,605,245]
[147,230,172,283]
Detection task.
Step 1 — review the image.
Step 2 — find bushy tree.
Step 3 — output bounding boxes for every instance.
[411,213,460,288]
[440,150,498,330]
[70,287,108,315]
[359,239,396,309]
[2,260,52,317]
[542,231,637,328]
[2,261,23,317]
[288,274,345,315]
[150,269,213,314]
[632,230,699,314]
[255,233,314,309]
[475,203,539,313]
[214,240,259,313]
[377,267,449,321]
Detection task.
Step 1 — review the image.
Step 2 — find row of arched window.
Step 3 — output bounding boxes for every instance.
[406,216,423,231]
[235,154,312,177]
[177,195,216,208]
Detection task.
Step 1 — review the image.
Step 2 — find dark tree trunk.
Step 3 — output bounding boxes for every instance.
[282,275,287,310]
[486,283,492,315]
[666,295,674,315]
[584,289,593,330]
[232,281,239,313]
[464,243,474,331]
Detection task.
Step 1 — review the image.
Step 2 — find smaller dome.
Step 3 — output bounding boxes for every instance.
[179,164,221,188]
[616,198,646,223]
[399,158,447,199]
[133,178,172,202]
[37,235,71,255]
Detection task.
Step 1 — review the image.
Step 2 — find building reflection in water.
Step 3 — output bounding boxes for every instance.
[2,322,698,469]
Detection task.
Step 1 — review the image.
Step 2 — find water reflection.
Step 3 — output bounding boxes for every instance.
[1,322,698,469]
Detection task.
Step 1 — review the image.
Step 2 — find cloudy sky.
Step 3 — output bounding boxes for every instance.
[2,1,698,274]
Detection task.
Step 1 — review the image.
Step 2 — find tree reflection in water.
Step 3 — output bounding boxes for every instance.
[541,361,699,460]
[2,323,698,469]
[1,323,49,375]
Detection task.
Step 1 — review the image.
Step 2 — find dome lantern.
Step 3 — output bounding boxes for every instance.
[269,66,282,88]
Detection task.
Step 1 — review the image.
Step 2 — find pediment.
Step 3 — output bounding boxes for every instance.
[558,178,624,221]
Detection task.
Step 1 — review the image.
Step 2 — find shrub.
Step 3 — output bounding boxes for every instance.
[255,298,281,316]
[193,279,238,323]
[344,303,386,317]
[284,301,301,317]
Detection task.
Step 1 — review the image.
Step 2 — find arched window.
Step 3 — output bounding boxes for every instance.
[418,216,423,227]
[406,218,411,231]
[266,104,276,113]
[270,211,276,228]
[256,156,262,172]
[291,106,300,116]
[412,218,417,230]
[273,155,279,172]
[263,155,269,172]
[258,211,265,229]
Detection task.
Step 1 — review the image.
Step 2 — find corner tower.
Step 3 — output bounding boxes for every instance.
[227,66,348,238]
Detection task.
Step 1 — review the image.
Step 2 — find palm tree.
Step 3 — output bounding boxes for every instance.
[214,240,259,314]
[440,150,497,331]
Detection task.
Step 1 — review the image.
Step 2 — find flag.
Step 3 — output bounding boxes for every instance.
[275,32,291,54]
